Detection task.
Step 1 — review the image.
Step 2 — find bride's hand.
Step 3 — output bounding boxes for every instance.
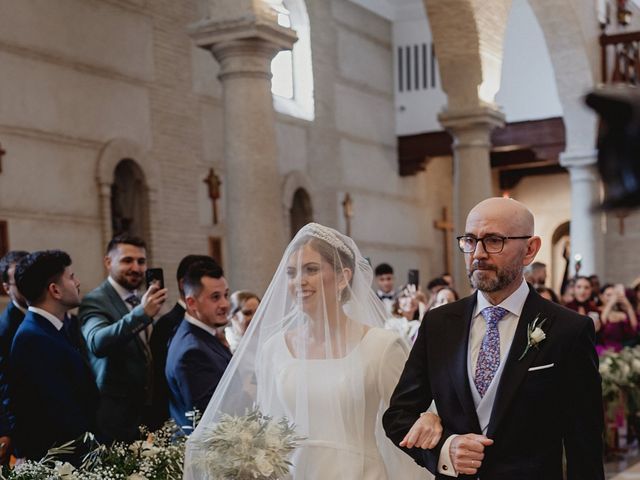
[399,412,443,450]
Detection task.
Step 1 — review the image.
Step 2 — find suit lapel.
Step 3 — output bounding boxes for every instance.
[102,281,129,319]
[446,294,482,434]
[103,281,151,356]
[486,288,554,437]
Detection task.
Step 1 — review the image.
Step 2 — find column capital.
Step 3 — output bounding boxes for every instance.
[189,14,296,55]
[438,105,505,149]
[559,149,598,169]
[438,104,505,131]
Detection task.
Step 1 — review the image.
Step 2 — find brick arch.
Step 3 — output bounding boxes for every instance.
[96,138,161,255]
[526,0,598,151]
[423,0,512,108]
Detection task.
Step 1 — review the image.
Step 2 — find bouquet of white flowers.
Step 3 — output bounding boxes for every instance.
[196,406,303,480]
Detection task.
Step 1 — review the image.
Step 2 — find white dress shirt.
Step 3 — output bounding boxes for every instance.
[438,279,530,477]
[28,306,64,331]
[184,313,218,338]
[108,276,140,311]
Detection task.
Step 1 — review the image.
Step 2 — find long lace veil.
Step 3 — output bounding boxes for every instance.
[183,223,426,479]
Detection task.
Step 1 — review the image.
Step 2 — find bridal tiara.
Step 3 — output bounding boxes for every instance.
[304,223,355,260]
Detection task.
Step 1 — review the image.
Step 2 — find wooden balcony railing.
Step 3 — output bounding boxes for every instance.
[600,30,640,84]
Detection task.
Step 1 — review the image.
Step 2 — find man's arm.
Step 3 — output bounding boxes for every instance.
[563,319,604,480]
[79,296,152,358]
[383,317,449,472]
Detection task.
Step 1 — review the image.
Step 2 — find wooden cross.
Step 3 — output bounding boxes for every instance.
[615,209,629,235]
[204,168,222,224]
[434,206,454,274]
[342,193,354,237]
[0,142,5,173]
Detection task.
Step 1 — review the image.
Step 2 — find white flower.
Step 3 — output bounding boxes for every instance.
[254,450,275,477]
[54,462,77,479]
[600,362,611,375]
[127,474,148,480]
[530,327,546,344]
[632,358,640,374]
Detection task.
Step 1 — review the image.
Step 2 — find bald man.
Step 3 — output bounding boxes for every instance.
[384,198,603,480]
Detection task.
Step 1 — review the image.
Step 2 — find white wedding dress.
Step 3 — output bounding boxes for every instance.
[257,327,428,480]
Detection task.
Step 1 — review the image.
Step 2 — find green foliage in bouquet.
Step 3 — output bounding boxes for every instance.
[0,421,186,480]
[196,406,304,480]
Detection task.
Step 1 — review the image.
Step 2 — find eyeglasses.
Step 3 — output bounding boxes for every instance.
[456,235,532,254]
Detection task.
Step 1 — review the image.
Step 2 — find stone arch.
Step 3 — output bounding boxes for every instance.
[423,0,512,108]
[282,170,314,238]
[526,0,598,151]
[289,188,313,238]
[96,138,161,254]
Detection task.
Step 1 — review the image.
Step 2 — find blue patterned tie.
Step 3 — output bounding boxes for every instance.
[474,306,508,398]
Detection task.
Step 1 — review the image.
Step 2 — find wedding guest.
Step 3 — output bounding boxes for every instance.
[166,260,232,428]
[560,278,575,305]
[600,283,638,352]
[80,235,168,442]
[0,250,28,463]
[564,276,601,331]
[524,261,546,287]
[148,254,215,430]
[10,251,98,462]
[430,286,459,309]
[535,286,560,303]
[589,274,603,306]
[375,263,396,315]
[385,285,428,345]
[225,290,260,353]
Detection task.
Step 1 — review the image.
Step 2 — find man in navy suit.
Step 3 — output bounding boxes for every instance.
[166,259,232,429]
[10,250,98,462]
[0,250,29,463]
[383,198,603,480]
[148,254,217,430]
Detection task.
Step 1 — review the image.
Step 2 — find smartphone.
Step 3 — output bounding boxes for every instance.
[407,269,420,289]
[145,268,164,289]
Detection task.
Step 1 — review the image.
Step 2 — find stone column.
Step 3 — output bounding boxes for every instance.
[439,106,505,293]
[560,150,604,278]
[189,12,297,294]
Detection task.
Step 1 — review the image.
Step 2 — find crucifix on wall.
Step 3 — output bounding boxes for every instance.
[0,142,6,173]
[434,206,454,274]
[204,168,222,224]
[342,193,354,237]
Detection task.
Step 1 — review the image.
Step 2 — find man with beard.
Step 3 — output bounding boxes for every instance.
[80,235,167,442]
[384,197,603,480]
[10,251,98,462]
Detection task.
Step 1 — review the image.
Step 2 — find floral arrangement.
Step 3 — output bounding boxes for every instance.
[599,345,640,453]
[0,421,186,480]
[194,406,303,480]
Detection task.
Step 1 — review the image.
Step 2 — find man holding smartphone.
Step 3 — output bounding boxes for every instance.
[79,234,168,442]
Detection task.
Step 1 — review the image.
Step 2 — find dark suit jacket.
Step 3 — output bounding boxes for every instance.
[79,280,153,442]
[383,286,604,480]
[148,302,185,429]
[165,319,231,428]
[0,302,24,436]
[9,311,98,460]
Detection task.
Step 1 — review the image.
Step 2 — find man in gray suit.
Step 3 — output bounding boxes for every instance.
[79,235,167,442]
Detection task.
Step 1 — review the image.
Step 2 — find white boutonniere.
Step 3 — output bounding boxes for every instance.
[518,314,547,361]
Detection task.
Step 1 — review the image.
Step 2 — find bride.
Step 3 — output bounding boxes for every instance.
[184,223,440,479]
